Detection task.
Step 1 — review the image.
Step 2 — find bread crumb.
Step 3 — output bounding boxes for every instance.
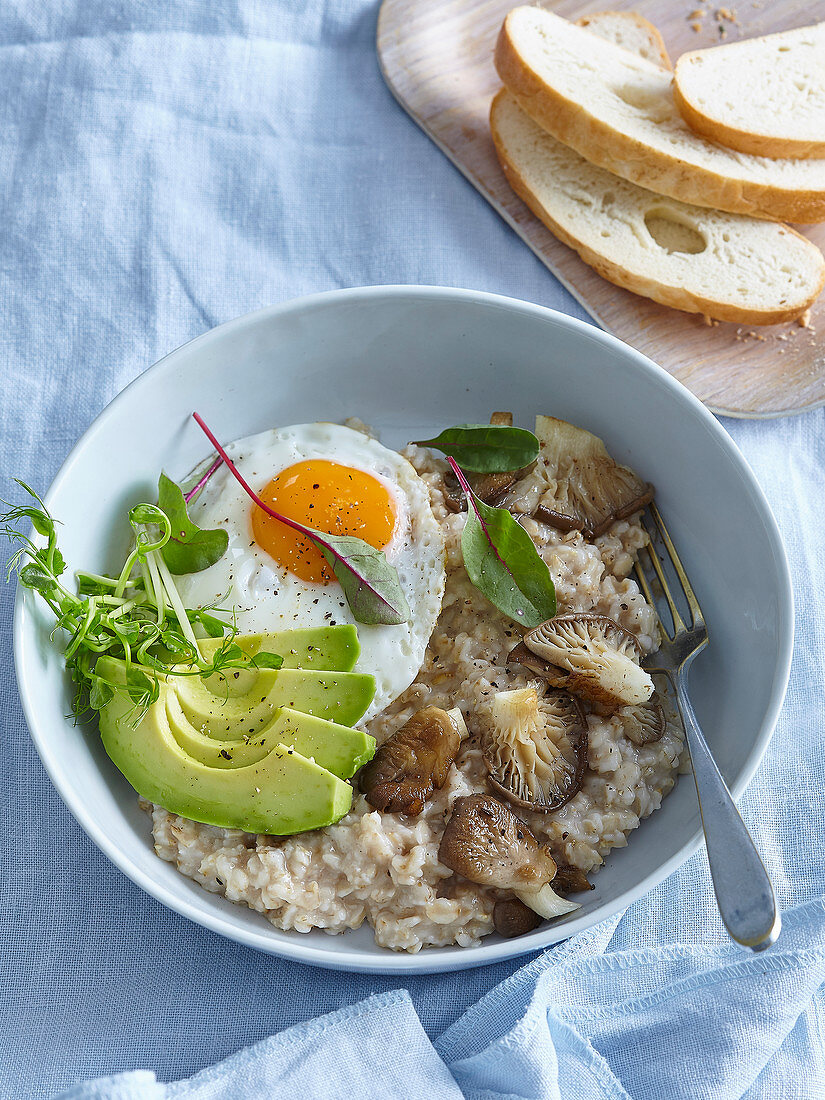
[691,20,703,31]
[716,6,738,21]
[798,309,812,328]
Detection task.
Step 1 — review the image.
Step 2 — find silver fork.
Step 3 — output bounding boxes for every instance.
[633,502,781,952]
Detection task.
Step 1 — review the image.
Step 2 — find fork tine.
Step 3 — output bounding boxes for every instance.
[640,521,688,635]
[632,559,661,630]
[649,502,704,627]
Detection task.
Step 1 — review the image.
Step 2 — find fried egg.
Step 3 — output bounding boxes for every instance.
[177,423,446,719]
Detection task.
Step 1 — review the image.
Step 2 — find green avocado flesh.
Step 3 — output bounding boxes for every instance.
[164,691,375,775]
[197,625,360,672]
[175,667,375,732]
[95,655,374,733]
[98,686,353,834]
[93,626,376,835]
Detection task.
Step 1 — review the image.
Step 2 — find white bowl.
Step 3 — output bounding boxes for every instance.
[14,286,793,974]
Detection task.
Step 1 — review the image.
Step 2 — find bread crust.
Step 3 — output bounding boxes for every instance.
[494,14,825,224]
[576,11,672,71]
[673,69,825,161]
[489,90,825,325]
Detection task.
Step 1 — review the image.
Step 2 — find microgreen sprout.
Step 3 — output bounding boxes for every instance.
[2,480,282,723]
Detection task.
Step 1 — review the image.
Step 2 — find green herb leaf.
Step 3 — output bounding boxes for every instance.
[157,473,229,575]
[19,562,58,596]
[450,460,556,628]
[88,677,114,711]
[414,424,539,472]
[188,609,229,638]
[125,668,156,706]
[248,651,284,670]
[312,532,410,626]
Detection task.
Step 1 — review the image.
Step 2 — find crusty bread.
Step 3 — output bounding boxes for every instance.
[576,11,671,70]
[489,90,825,324]
[495,7,825,223]
[674,23,825,159]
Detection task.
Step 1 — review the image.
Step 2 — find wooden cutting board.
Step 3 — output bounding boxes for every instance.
[377,0,825,418]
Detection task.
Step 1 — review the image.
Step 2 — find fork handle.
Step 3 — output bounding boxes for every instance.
[676,667,781,951]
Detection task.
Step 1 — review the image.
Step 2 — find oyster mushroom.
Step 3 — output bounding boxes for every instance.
[359,706,467,815]
[617,692,666,745]
[484,686,587,812]
[438,795,580,920]
[443,469,520,513]
[515,614,654,708]
[553,862,594,896]
[493,897,542,938]
[532,416,654,537]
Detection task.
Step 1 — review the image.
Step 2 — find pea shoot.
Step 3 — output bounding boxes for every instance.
[2,480,282,722]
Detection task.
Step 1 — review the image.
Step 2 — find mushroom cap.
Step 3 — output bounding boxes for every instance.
[532,416,653,537]
[617,692,666,745]
[552,862,594,896]
[493,897,542,938]
[484,686,587,812]
[521,614,654,708]
[438,794,557,890]
[443,468,520,513]
[359,706,465,815]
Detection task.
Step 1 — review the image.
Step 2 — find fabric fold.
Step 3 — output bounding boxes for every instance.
[54,899,825,1100]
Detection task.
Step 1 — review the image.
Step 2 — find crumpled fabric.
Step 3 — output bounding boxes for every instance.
[0,2,823,1098]
[54,900,825,1099]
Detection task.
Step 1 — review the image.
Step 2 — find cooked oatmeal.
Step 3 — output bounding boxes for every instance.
[149,444,685,952]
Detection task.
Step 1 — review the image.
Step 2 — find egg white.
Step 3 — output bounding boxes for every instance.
[177,423,446,719]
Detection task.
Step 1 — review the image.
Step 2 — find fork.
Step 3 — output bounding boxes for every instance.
[633,502,781,952]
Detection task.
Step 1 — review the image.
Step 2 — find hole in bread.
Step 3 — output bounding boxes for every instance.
[612,83,671,123]
[644,208,707,255]
[601,192,616,209]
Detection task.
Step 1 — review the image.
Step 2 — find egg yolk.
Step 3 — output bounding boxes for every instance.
[251,459,396,584]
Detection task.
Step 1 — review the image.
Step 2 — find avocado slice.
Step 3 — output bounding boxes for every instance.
[98,680,353,834]
[95,655,375,732]
[165,692,376,776]
[197,625,360,672]
[175,667,375,733]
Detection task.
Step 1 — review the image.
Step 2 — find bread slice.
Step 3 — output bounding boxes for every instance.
[674,24,825,159]
[495,7,825,223]
[489,89,825,324]
[576,11,671,70]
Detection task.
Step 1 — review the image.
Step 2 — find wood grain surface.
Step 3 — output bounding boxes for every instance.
[377,0,825,418]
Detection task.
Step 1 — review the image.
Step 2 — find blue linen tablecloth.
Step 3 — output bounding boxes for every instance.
[0,2,823,1096]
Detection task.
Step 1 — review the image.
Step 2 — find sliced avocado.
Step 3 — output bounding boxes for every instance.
[198,625,360,672]
[176,667,375,733]
[95,655,375,731]
[165,692,376,777]
[97,679,353,834]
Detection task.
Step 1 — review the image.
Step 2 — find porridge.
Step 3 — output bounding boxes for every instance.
[8,407,686,953]
[150,437,685,952]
